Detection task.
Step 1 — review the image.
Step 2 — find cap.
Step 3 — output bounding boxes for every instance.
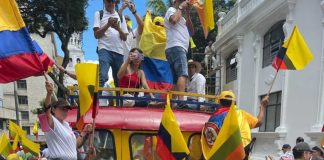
[282,144,291,149]
[219,90,236,101]
[312,146,324,154]
[188,59,202,73]
[50,98,71,109]
[293,142,312,152]
[153,16,164,26]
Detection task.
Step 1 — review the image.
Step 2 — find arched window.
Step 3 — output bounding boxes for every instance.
[262,20,285,68]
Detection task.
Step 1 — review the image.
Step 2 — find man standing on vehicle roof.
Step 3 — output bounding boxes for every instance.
[93,0,128,88]
[164,0,194,107]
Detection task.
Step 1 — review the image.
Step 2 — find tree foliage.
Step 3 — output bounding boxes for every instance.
[17,0,88,97]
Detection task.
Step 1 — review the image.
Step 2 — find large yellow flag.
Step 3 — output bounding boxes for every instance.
[0,134,13,157]
[75,63,99,131]
[190,0,215,38]
[272,26,314,70]
[139,11,167,60]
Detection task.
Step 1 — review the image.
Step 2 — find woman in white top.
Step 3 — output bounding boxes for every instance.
[44,81,92,160]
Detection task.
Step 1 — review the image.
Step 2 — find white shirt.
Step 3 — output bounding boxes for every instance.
[45,115,77,160]
[123,29,140,61]
[205,46,213,55]
[187,73,206,102]
[164,7,190,52]
[93,10,128,55]
[279,151,294,160]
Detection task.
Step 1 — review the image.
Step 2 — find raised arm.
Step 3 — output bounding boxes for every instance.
[44,81,54,129]
[128,3,144,35]
[255,95,269,128]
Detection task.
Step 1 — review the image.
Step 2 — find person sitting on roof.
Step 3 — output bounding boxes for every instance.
[117,48,155,107]
[203,90,269,159]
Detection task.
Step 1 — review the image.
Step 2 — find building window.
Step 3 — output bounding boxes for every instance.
[259,91,282,132]
[22,126,30,135]
[226,51,237,83]
[17,80,27,89]
[262,20,285,68]
[18,96,28,105]
[21,111,29,120]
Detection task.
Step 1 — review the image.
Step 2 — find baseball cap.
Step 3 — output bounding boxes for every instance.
[50,98,71,109]
[293,142,312,152]
[219,90,236,101]
[153,16,164,26]
[312,146,324,154]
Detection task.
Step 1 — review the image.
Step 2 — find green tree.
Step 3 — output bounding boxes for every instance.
[146,0,168,16]
[17,0,88,97]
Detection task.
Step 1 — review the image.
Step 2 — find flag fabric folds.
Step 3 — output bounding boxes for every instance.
[139,11,173,92]
[75,63,99,131]
[156,94,190,160]
[190,0,215,38]
[32,120,38,135]
[0,134,13,158]
[0,0,54,83]
[204,103,245,160]
[21,136,40,156]
[272,26,314,70]
[9,120,26,139]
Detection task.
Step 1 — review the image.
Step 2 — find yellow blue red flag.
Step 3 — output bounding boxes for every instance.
[0,0,54,83]
[272,26,314,70]
[139,11,173,91]
[156,94,190,159]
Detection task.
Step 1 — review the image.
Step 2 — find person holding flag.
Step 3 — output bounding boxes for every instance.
[42,81,93,159]
[202,90,269,159]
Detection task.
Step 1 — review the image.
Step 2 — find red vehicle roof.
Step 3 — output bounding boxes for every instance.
[65,107,211,132]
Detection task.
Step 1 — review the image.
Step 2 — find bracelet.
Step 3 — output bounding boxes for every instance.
[132,10,137,14]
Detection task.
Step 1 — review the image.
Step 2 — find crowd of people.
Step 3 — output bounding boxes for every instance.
[265,137,324,160]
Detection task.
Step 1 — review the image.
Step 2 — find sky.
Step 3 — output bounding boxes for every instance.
[56,0,147,61]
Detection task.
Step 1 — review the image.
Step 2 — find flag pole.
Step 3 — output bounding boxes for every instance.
[267,69,279,96]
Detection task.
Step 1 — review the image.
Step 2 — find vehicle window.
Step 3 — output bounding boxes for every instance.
[188,134,203,160]
[83,130,116,160]
[130,134,160,160]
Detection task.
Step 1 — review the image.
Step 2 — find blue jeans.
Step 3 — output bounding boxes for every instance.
[165,46,188,84]
[98,49,124,87]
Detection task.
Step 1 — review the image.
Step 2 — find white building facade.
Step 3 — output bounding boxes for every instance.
[63,32,85,87]
[213,0,324,159]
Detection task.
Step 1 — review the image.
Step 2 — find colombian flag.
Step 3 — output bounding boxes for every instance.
[75,63,99,131]
[204,103,245,160]
[156,94,190,160]
[272,26,314,70]
[190,0,215,38]
[139,11,173,92]
[0,0,54,83]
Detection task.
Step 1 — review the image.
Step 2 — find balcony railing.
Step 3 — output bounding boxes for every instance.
[217,0,265,39]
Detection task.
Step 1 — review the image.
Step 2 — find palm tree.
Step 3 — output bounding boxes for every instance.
[146,0,168,16]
